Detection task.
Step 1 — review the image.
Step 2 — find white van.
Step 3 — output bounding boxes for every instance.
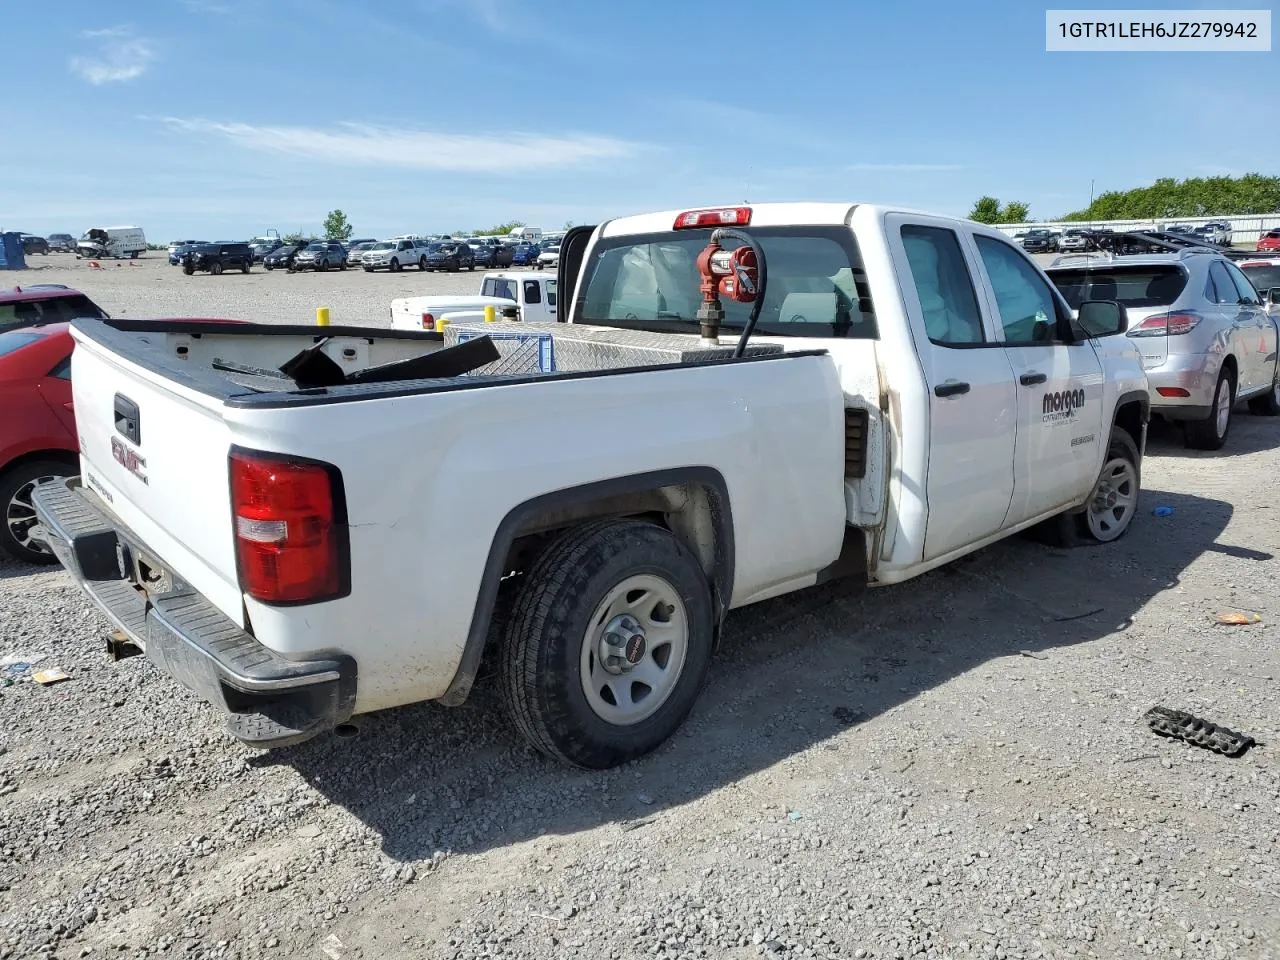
[77,226,148,260]
[506,226,543,243]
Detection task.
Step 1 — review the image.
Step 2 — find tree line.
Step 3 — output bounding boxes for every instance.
[967,174,1280,225]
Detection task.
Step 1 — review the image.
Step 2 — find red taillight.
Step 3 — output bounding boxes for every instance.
[673,207,751,230]
[1126,311,1202,338]
[421,312,435,330]
[229,449,348,605]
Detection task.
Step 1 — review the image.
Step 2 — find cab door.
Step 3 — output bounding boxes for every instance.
[1222,259,1275,392]
[968,233,1105,527]
[887,216,1018,562]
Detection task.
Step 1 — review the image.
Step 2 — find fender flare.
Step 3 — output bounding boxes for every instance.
[438,467,735,706]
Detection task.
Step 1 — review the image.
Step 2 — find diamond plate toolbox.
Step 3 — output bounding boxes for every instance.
[445,321,783,376]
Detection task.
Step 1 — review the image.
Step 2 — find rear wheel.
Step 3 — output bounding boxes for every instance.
[1185,368,1234,450]
[1247,371,1280,416]
[499,519,715,768]
[211,261,223,276]
[317,259,328,272]
[241,260,251,274]
[0,461,75,564]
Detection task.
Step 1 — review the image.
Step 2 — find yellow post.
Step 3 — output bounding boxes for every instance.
[437,317,451,331]
[483,304,497,323]
[316,306,330,327]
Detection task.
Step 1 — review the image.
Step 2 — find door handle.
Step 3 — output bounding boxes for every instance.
[1019,372,1048,386]
[933,381,970,398]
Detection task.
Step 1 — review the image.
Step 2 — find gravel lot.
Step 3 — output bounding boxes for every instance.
[2,253,1280,960]
[11,251,494,327]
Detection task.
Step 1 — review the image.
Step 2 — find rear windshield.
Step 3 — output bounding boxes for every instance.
[0,294,106,330]
[0,331,44,356]
[1048,265,1188,309]
[1240,263,1280,293]
[577,226,876,339]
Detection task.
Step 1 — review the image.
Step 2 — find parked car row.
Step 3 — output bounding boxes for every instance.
[1013,222,1242,254]
[159,233,565,277]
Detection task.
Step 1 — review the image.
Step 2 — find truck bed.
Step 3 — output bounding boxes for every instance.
[80,318,794,406]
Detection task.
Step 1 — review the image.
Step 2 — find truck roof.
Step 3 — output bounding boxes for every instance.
[599,202,981,237]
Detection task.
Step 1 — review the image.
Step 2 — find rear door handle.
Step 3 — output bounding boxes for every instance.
[1019,372,1048,386]
[933,381,971,398]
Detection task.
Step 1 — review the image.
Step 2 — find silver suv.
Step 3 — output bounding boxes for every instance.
[1048,249,1279,450]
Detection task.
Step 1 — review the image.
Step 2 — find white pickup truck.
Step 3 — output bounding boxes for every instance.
[33,203,1148,769]
[390,271,557,331]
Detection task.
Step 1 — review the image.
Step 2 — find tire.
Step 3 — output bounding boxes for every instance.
[499,519,715,769]
[241,261,251,274]
[339,261,347,271]
[467,262,475,271]
[211,262,223,276]
[265,264,274,271]
[0,460,75,564]
[183,264,195,275]
[130,251,140,259]
[362,266,374,272]
[1185,367,1234,450]
[390,258,400,273]
[1036,428,1141,547]
[419,257,427,271]
[1247,370,1280,416]
[317,259,328,273]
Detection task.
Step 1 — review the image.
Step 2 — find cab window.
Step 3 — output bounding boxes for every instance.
[974,236,1059,344]
[523,280,542,304]
[578,226,875,338]
[900,225,984,346]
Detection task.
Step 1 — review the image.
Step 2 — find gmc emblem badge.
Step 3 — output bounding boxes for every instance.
[111,436,149,485]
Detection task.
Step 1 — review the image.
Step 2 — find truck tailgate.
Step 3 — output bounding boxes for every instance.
[70,328,245,626]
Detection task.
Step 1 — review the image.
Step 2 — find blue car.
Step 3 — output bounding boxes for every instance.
[511,241,541,266]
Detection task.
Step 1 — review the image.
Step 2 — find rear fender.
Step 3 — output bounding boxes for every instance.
[439,467,734,706]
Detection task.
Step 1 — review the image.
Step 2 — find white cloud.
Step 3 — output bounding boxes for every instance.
[69,26,155,84]
[155,117,642,173]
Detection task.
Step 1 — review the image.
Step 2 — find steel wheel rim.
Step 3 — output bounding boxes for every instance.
[1215,379,1231,436]
[1087,456,1137,542]
[579,574,688,726]
[7,476,58,554]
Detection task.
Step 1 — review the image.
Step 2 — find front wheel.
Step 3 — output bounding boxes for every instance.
[390,258,400,272]
[317,259,328,272]
[182,264,195,276]
[499,519,715,769]
[1034,428,1140,547]
[419,257,427,271]
[1185,368,1234,450]
[211,262,223,276]
[0,461,75,564]
[241,261,251,274]
[1081,430,1140,543]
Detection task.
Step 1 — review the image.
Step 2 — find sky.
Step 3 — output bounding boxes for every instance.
[0,0,1275,241]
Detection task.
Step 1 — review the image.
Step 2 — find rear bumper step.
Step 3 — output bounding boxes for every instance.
[31,478,356,748]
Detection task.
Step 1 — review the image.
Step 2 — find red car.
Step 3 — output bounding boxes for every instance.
[1256,230,1280,253]
[0,283,108,332]
[0,323,77,562]
[0,285,244,562]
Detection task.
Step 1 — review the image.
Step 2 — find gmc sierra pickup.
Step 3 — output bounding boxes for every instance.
[33,203,1149,768]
